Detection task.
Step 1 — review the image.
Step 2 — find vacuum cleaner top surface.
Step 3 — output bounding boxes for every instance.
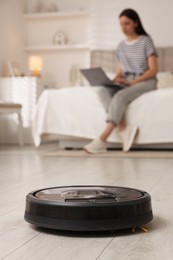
[35,186,143,203]
[25,185,153,231]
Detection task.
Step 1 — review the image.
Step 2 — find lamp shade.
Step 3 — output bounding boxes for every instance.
[29,56,43,77]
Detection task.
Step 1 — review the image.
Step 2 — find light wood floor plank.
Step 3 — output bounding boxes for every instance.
[0,207,39,259]
[1,145,173,259]
[3,230,114,260]
[97,163,173,260]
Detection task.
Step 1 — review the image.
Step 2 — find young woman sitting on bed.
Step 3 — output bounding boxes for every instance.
[84,8,158,154]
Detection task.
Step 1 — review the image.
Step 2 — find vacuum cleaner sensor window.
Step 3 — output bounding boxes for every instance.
[24,186,153,231]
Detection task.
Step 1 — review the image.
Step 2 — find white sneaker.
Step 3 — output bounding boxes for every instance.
[119,126,138,152]
[83,139,107,154]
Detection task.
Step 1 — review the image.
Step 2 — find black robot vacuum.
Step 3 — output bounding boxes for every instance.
[24,185,153,231]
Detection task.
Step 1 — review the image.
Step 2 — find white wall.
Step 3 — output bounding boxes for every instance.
[0,0,25,76]
[0,0,27,144]
[92,0,173,49]
[114,0,173,47]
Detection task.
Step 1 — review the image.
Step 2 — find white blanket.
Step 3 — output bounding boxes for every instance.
[32,86,173,146]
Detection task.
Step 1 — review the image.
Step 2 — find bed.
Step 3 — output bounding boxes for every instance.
[32,47,173,149]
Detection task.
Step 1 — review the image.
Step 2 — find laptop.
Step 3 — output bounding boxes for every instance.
[80,67,127,90]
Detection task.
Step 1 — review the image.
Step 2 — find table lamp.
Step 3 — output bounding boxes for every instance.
[29,56,43,77]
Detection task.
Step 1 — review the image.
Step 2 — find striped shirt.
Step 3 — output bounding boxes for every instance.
[116,35,157,78]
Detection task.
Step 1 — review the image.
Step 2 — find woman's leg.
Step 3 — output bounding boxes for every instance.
[107,78,157,125]
[99,119,126,142]
[100,122,116,142]
[84,78,157,153]
[105,78,157,151]
[84,120,129,154]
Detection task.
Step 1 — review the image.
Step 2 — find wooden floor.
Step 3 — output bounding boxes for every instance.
[1,145,173,260]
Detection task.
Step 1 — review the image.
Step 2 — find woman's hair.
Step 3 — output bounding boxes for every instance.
[119,9,148,36]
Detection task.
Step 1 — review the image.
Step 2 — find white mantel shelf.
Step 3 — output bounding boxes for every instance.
[24,44,90,52]
[23,11,90,19]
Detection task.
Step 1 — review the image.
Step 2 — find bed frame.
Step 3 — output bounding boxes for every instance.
[43,47,173,150]
[90,47,173,73]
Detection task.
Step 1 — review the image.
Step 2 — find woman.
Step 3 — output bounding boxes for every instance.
[84,8,158,153]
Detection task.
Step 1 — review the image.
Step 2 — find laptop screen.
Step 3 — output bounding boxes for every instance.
[80,67,113,86]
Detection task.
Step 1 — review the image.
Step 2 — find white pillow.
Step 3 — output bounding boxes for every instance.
[157,71,173,89]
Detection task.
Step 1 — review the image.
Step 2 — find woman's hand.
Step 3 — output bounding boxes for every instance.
[115,55,158,86]
[115,77,136,86]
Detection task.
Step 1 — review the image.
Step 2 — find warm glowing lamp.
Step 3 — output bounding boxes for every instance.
[29,56,43,77]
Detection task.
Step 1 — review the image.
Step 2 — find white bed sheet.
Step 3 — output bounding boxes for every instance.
[32,86,173,147]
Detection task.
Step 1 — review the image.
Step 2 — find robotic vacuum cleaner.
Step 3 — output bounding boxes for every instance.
[24,185,153,231]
